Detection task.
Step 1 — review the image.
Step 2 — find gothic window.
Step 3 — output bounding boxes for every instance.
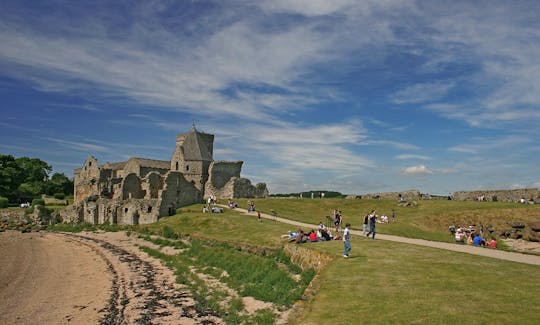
[175,161,179,171]
[186,165,189,171]
[124,207,128,213]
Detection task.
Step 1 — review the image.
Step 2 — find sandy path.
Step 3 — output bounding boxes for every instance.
[226,206,540,266]
[0,230,223,325]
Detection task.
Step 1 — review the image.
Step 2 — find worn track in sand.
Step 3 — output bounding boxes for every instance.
[0,231,223,324]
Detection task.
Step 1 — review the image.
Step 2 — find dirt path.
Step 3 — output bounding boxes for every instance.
[0,230,223,325]
[226,206,540,266]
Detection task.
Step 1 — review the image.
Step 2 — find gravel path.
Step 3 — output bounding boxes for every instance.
[227,206,540,266]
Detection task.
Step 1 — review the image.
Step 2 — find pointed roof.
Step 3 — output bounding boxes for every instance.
[178,126,214,161]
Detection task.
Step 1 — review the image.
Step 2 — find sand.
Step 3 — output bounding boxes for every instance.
[0,230,223,325]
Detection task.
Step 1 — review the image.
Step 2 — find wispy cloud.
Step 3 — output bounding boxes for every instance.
[395,154,431,161]
[391,82,455,104]
[400,165,433,176]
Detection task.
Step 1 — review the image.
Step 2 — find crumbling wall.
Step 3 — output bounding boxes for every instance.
[232,178,269,198]
[143,172,163,199]
[204,161,242,198]
[359,190,421,200]
[159,172,201,216]
[452,188,540,202]
[122,173,145,200]
[74,156,101,202]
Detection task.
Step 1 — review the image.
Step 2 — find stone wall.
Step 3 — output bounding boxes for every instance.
[452,188,540,203]
[350,189,421,201]
[232,178,269,198]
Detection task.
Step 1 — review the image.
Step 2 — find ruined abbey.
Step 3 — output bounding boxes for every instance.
[62,127,268,225]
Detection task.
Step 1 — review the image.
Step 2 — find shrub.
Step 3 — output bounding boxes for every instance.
[162,225,179,239]
[53,193,65,200]
[32,198,45,206]
[0,197,8,208]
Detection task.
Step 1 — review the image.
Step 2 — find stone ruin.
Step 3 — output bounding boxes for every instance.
[61,126,268,225]
[451,188,540,203]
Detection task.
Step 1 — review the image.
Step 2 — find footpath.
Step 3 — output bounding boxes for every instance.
[222,206,540,266]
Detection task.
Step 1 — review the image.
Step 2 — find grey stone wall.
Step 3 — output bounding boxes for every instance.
[452,188,540,202]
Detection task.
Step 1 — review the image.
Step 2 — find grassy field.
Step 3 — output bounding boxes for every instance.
[233,198,540,242]
[138,199,540,324]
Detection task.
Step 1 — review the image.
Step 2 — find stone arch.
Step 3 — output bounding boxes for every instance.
[145,172,163,199]
[122,173,144,200]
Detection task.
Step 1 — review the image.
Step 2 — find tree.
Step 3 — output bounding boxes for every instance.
[0,155,22,199]
[44,173,74,196]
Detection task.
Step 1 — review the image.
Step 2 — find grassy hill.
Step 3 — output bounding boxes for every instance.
[138,198,540,324]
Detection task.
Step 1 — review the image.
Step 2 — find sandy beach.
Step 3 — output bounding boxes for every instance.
[0,230,222,325]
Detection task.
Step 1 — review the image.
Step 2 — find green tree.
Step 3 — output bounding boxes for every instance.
[0,155,23,200]
[44,173,74,196]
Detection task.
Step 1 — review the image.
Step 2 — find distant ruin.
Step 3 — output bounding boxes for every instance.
[347,188,540,203]
[60,126,268,225]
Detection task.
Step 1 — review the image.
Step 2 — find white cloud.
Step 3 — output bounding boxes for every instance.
[400,165,433,176]
[391,82,455,104]
[365,140,420,150]
[395,154,431,161]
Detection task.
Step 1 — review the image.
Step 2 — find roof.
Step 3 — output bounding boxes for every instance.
[130,157,170,170]
[179,127,214,161]
[102,161,127,170]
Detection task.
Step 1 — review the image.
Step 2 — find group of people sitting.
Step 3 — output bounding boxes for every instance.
[227,199,238,209]
[284,222,340,243]
[449,225,497,248]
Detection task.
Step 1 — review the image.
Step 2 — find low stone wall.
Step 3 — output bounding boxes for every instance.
[452,188,540,203]
[283,244,332,272]
[348,189,421,201]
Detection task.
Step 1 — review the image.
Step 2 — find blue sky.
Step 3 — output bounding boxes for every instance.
[1,0,539,195]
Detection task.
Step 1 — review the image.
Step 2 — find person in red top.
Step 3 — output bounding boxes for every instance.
[309,230,317,242]
[489,237,497,249]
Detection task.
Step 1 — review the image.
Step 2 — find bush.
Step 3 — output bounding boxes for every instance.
[53,193,65,200]
[32,198,45,206]
[0,197,8,208]
[162,225,179,239]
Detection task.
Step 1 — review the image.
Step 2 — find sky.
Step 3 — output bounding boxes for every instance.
[1,0,539,196]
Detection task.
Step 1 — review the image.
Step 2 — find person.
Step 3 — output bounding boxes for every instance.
[391,209,395,223]
[320,228,332,241]
[362,214,369,235]
[334,210,342,232]
[343,223,351,258]
[489,237,497,249]
[318,221,325,230]
[473,234,485,246]
[309,229,318,242]
[366,213,377,239]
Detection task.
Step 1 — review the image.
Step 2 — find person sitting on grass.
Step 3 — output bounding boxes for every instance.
[489,237,497,249]
[473,233,485,246]
[295,230,307,244]
[309,229,318,242]
[320,228,333,241]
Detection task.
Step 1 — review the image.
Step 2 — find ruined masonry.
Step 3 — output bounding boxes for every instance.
[63,127,268,225]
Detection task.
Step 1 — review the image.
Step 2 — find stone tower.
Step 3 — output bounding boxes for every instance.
[170,126,214,192]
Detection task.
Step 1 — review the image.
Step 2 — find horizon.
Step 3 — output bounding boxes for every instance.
[1,1,540,195]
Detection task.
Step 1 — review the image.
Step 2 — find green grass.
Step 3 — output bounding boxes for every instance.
[147,205,295,246]
[288,238,540,324]
[147,200,540,324]
[44,199,540,324]
[234,198,540,242]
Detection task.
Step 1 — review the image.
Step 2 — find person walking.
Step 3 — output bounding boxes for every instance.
[366,213,377,239]
[362,213,369,235]
[343,223,351,258]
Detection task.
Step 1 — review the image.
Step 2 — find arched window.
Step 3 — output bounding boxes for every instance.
[186,165,189,171]
[175,161,179,171]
